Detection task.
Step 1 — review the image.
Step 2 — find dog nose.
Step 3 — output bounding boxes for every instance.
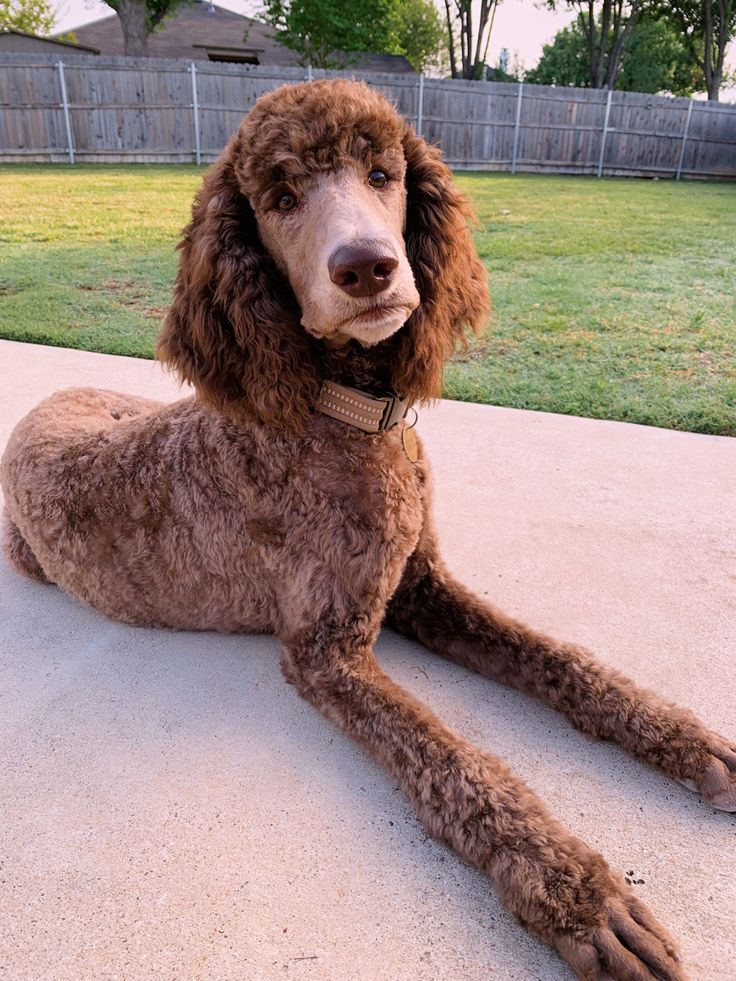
[328,241,399,297]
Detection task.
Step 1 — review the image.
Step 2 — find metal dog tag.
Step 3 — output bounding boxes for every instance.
[401,425,418,463]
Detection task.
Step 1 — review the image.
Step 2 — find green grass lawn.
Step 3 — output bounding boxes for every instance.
[1,165,734,434]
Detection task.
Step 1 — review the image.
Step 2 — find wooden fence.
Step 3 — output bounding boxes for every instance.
[0,53,734,179]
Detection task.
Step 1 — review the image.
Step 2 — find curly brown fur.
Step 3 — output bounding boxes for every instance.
[2,80,733,980]
[157,81,488,428]
[2,512,50,584]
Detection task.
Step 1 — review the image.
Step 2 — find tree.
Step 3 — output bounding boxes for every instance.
[0,0,55,35]
[261,0,445,72]
[543,0,645,89]
[101,0,186,57]
[261,0,393,68]
[526,14,704,95]
[525,23,589,86]
[653,0,736,100]
[387,0,446,73]
[617,18,703,95]
[443,0,502,80]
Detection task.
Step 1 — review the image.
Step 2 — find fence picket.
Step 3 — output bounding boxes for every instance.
[676,100,694,181]
[597,88,613,178]
[56,60,74,164]
[190,62,200,166]
[511,82,523,174]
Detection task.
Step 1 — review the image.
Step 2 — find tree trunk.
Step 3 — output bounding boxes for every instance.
[706,68,722,100]
[459,2,471,78]
[595,0,612,87]
[605,3,639,89]
[581,3,596,87]
[703,0,724,101]
[443,0,458,78]
[471,0,491,79]
[116,0,149,57]
[452,0,497,80]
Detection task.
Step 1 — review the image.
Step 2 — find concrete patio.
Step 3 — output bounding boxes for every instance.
[1,338,734,981]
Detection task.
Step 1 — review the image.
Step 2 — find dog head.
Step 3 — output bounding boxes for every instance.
[158,79,489,428]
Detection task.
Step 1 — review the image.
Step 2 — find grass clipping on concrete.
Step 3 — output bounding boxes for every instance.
[0,165,734,435]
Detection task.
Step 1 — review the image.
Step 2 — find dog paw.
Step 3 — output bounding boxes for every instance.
[678,730,736,812]
[503,849,685,981]
[553,886,686,981]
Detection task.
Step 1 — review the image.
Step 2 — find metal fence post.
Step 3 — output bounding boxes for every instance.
[56,60,74,164]
[416,72,424,135]
[676,100,694,181]
[190,62,201,165]
[511,81,523,174]
[597,88,613,178]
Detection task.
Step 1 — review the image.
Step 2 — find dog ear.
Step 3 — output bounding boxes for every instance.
[157,138,320,428]
[391,127,490,403]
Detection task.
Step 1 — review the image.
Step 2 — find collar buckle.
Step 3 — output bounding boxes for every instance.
[376,393,411,431]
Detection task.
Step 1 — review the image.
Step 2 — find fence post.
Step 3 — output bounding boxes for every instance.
[511,81,523,174]
[190,62,201,166]
[416,72,424,136]
[597,88,613,178]
[56,60,74,164]
[676,100,694,181]
[306,63,313,82]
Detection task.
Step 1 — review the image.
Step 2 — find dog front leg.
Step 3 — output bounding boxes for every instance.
[387,550,736,812]
[281,629,685,981]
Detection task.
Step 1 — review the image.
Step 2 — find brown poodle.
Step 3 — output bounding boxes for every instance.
[2,80,734,980]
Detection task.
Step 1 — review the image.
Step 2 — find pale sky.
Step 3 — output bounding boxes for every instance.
[53,0,578,74]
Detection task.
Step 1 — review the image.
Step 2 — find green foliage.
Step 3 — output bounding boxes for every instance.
[386,0,446,73]
[142,0,186,33]
[102,0,185,35]
[540,0,643,88]
[541,0,735,98]
[1,165,734,435]
[525,24,588,87]
[260,0,444,71]
[651,0,736,100]
[0,0,55,35]
[260,0,393,68]
[526,15,704,95]
[617,18,703,95]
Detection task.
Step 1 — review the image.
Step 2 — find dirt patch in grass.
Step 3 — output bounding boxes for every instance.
[77,279,137,292]
[143,306,169,320]
[77,280,163,316]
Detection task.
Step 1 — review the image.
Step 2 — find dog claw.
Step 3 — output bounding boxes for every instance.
[554,889,685,981]
[676,777,699,794]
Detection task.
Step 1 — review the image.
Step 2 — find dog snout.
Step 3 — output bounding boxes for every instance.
[328,241,399,298]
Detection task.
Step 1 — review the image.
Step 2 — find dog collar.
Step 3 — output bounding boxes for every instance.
[315,381,412,434]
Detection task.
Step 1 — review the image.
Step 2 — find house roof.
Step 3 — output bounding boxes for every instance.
[0,28,99,54]
[65,2,415,73]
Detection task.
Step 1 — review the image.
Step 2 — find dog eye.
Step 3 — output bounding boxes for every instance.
[367,170,389,188]
[276,191,297,212]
